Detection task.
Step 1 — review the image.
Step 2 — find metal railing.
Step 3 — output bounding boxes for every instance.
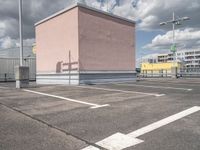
[179,68,200,77]
[140,69,172,78]
[140,68,200,78]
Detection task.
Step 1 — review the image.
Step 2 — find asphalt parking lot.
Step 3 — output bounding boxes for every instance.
[0,78,200,150]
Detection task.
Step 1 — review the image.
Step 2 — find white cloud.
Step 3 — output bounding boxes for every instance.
[0,37,17,49]
[139,15,158,29]
[0,37,35,49]
[23,38,35,46]
[0,22,6,37]
[0,0,200,51]
[143,28,200,50]
[109,0,200,30]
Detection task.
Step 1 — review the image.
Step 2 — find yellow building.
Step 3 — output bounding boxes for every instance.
[141,62,182,77]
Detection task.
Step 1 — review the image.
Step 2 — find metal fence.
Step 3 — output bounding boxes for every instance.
[0,57,36,82]
[179,68,200,77]
[140,69,172,78]
[140,68,200,78]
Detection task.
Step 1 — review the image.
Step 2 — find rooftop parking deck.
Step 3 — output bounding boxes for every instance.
[0,79,200,150]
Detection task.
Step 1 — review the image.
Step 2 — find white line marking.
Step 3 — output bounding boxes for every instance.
[23,89,110,109]
[82,146,100,150]
[82,133,143,150]
[128,106,200,138]
[140,81,200,87]
[0,86,8,89]
[82,106,200,150]
[90,104,110,109]
[77,86,165,97]
[116,83,193,91]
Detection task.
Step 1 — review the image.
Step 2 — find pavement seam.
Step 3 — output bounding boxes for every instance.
[0,102,107,150]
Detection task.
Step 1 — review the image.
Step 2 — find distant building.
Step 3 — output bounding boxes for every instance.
[35,3,136,85]
[140,49,200,77]
[158,54,168,63]
[175,49,200,68]
[140,53,159,64]
[141,49,200,68]
[141,62,182,77]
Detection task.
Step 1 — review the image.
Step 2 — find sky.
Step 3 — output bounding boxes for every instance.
[0,0,200,61]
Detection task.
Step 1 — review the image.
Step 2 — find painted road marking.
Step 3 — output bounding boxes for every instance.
[82,146,100,150]
[23,89,110,109]
[0,86,9,89]
[115,83,193,91]
[82,106,200,150]
[141,80,200,87]
[77,86,165,97]
[128,106,200,137]
[82,133,143,150]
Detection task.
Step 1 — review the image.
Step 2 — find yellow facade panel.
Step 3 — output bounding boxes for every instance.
[141,62,181,71]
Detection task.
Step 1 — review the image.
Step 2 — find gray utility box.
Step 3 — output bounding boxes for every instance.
[15,66,29,88]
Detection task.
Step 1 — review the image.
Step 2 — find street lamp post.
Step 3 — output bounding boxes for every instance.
[15,0,29,88]
[160,12,190,77]
[172,12,175,64]
[160,12,190,62]
[19,0,23,66]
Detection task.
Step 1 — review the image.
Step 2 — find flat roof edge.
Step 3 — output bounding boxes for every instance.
[35,3,77,26]
[35,3,136,26]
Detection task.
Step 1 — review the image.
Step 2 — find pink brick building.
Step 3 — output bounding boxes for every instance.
[35,3,136,85]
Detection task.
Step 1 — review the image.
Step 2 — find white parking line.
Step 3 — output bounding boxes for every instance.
[128,106,200,138]
[82,106,200,150]
[115,83,193,91]
[141,81,200,87]
[82,133,143,150]
[77,86,165,97]
[23,89,109,109]
[0,86,8,89]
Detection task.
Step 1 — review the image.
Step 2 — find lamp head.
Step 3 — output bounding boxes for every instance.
[160,22,167,26]
[182,17,190,21]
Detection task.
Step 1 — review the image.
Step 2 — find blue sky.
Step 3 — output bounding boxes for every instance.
[136,30,163,58]
[0,0,200,61]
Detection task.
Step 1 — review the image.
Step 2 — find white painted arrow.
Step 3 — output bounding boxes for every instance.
[82,106,200,150]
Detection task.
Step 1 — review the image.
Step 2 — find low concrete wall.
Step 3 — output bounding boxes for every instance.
[36,71,79,85]
[36,71,136,85]
[79,71,136,84]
